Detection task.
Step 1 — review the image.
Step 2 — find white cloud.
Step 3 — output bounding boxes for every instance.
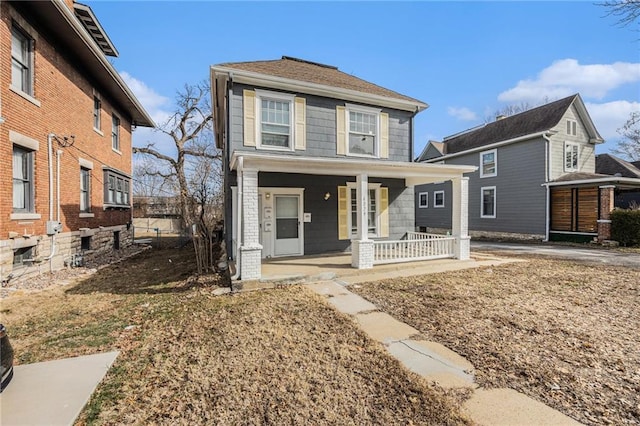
[499,59,640,104]
[447,106,478,121]
[585,100,640,142]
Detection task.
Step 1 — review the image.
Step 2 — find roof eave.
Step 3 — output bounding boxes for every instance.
[544,177,640,187]
[211,65,428,113]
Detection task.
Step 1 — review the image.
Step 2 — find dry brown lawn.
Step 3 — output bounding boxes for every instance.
[1,245,469,425]
[351,257,640,425]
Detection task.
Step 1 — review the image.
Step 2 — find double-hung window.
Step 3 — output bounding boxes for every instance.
[418,192,428,208]
[80,168,91,212]
[93,96,102,131]
[104,169,130,208]
[11,25,33,95]
[434,190,445,208]
[13,146,34,212]
[256,90,294,150]
[112,114,120,151]
[480,149,497,178]
[347,105,379,157]
[481,186,496,218]
[564,142,579,172]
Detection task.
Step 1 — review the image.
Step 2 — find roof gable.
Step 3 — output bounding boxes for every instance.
[416,141,444,162]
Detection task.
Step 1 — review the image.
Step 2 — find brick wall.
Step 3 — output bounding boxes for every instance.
[1,2,135,281]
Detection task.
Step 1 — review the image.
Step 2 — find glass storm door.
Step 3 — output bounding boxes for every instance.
[274,195,301,256]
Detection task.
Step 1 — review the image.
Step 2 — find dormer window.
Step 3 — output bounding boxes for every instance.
[566,119,577,136]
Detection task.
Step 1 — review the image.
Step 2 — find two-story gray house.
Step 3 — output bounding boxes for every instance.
[210,57,476,280]
[415,94,640,243]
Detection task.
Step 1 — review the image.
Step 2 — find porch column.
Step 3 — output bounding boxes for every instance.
[240,169,262,280]
[451,177,470,260]
[352,173,374,269]
[597,185,615,242]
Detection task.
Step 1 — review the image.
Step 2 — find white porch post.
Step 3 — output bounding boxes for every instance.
[240,169,262,279]
[352,173,374,269]
[452,176,470,260]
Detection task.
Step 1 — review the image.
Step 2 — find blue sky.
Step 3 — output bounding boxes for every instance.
[87,1,639,157]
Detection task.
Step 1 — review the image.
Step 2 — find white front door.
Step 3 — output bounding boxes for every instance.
[274,195,301,256]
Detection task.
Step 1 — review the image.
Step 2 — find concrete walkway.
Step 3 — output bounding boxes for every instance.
[0,351,119,426]
[305,261,582,426]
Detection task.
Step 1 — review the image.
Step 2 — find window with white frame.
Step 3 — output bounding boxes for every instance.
[112,114,120,151]
[480,149,497,178]
[481,186,496,218]
[257,90,293,149]
[93,96,102,131]
[80,167,91,212]
[13,146,34,212]
[418,192,428,208]
[564,142,579,172]
[11,25,33,95]
[434,190,445,208]
[347,105,379,157]
[104,169,130,208]
[566,119,577,136]
[347,183,380,237]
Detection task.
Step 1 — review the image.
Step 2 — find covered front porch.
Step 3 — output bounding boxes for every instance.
[231,152,476,280]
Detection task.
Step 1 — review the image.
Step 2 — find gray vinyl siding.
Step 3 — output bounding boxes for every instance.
[229,83,412,162]
[415,182,452,229]
[416,138,548,235]
[548,106,596,180]
[228,172,412,255]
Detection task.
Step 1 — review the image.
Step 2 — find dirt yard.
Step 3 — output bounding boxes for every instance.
[351,257,640,425]
[1,243,469,425]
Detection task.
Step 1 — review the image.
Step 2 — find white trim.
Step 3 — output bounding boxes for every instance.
[258,187,304,258]
[433,190,445,208]
[254,89,295,152]
[9,130,39,151]
[78,157,94,169]
[479,148,497,178]
[564,142,579,172]
[480,186,496,219]
[9,86,41,107]
[345,103,381,159]
[544,177,640,187]
[418,191,428,208]
[79,213,95,218]
[346,182,381,238]
[211,66,427,113]
[10,213,41,220]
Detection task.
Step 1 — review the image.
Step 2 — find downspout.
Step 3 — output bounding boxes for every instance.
[543,132,552,242]
[230,156,243,280]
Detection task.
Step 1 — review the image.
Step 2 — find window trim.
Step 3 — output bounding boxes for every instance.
[111,113,121,152]
[346,182,382,238]
[12,145,34,213]
[479,148,497,178]
[434,190,445,208]
[418,191,428,208]
[11,24,34,97]
[255,89,295,152]
[480,186,496,219]
[564,142,579,172]
[345,103,381,159]
[566,119,577,136]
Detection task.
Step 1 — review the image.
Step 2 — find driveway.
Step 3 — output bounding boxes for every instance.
[471,241,640,268]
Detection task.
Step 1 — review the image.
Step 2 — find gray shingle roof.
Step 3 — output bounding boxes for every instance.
[216,56,425,105]
[596,154,640,178]
[443,95,577,154]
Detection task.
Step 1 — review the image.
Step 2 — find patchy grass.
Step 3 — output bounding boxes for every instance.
[1,245,469,425]
[351,258,640,425]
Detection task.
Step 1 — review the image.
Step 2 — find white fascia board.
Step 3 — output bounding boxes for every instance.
[543,177,640,187]
[230,152,476,185]
[52,0,155,127]
[211,66,428,113]
[424,131,554,163]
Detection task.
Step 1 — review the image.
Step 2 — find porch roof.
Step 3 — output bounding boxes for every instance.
[230,152,477,186]
[544,173,640,190]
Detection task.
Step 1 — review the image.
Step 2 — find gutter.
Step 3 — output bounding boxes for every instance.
[543,176,640,187]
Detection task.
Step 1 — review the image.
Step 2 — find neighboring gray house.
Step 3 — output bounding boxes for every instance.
[415,94,640,242]
[210,57,475,280]
[596,154,640,209]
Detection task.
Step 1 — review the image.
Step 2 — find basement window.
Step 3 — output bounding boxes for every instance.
[81,236,91,251]
[13,246,34,266]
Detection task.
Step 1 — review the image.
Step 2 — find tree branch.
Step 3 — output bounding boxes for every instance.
[133,146,178,166]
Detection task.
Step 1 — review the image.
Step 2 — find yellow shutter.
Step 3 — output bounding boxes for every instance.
[336,106,346,155]
[380,112,389,159]
[294,97,306,150]
[243,90,256,147]
[380,187,389,238]
[338,186,349,240]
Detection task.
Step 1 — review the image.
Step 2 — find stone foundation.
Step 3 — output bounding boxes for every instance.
[421,227,545,242]
[0,225,131,285]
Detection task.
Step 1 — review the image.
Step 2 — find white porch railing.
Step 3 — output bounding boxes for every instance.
[373,232,455,265]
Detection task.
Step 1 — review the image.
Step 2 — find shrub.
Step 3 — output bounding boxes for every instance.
[611,209,640,247]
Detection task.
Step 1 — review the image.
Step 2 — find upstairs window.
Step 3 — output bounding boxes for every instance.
[564,142,579,172]
[13,146,34,212]
[93,96,102,131]
[255,90,294,150]
[418,192,428,208]
[566,119,577,136]
[112,114,120,151]
[347,104,381,157]
[480,149,497,178]
[11,25,33,95]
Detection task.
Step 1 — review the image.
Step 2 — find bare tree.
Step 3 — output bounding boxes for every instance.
[598,0,640,27]
[612,111,640,161]
[132,157,176,197]
[484,102,535,123]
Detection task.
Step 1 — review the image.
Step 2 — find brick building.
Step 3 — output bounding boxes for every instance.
[1,0,154,283]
